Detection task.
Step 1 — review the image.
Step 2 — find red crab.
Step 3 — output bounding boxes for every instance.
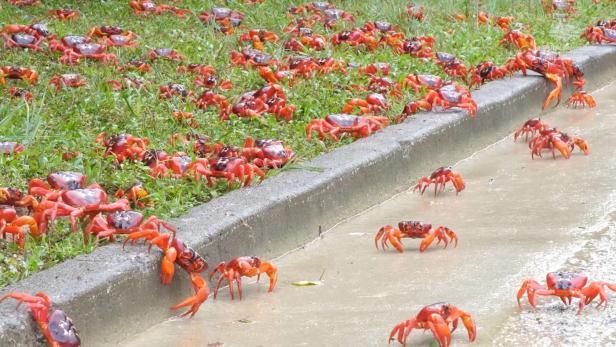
[331,28,378,50]
[194,91,229,112]
[223,84,296,122]
[124,229,209,318]
[397,83,477,122]
[528,128,589,159]
[319,8,356,28]
[199,7,245,34]
[96,133,149,163]
[49,74,87,91]
[505,49,595,109]
[102,34,138,48]
[240,137,295,168]
[499,30,537,50]
[239,29,279,50]
[114,182,150,208]
[7,0,42,6]
[1,206,39,251]
[306,114,389,141]
[375,221,458,253]
[389,303,476,347]
[59,43,118,65]
[129,1,191,17]
[148,48,184,61]
[315,57,347,75]
[28,172,89,202]
[1,23,49,38]
[48,35,91,53]
[517,272,616,314]
[582,22,616,44]
[405,3,425,21]
[87,25,135,39]
[403,74,446,94]
[86,211,173,241]
[0,141,25,155]
[159,83,194,99]
[0,292,80,347]
[8,87,33,102]
[358,62,391,76]
[107,76,147,91]
[37,188,130,233]
[147,151,209,179]
[210,256,278,300]
[434,52,468,83]
[469,61,510,89]
[397,36,435,58]
[230,48,278,67]
[202,157,266,187]
[2,30,44,50]
[342,93,389,114]
[172,111,200,128]
[414,167,465,196]
[0,187,37,209]
[120,59,151,73]
[1,66,38,85]
[513,118,550,142]
[48,9,79,20]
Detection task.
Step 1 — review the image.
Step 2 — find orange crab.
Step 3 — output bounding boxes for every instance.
[48,9,80,20]
[414,167,465,196]
[1,66,38,85]
[342,93,389,114]
[239,29,279,50]
[124,229,209,318]
[306,114,389,141]
[513,118,550,142]
[375,221,458,253]
[49,74,87,91]
[389,303,476,347]
[528,128,589,159]
[499,30,537,50]
[517,272,616,314]
[210,256,278,300]
[1,206,38,251]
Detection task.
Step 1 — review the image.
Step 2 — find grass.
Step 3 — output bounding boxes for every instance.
[1,0,614,288]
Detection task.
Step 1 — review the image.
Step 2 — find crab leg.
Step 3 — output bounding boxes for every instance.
[171,272,209,318]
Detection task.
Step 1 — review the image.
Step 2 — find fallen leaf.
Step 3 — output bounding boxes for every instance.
[291,280,324,286]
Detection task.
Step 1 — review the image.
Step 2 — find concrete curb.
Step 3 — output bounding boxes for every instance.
[1,45,615,346]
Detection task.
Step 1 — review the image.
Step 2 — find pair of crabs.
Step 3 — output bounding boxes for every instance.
[582,19,616,44]
[514,118,590,160]
[221,83,296,122]
[48,34,118,65]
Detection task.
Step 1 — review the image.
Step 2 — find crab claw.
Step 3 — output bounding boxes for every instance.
[566,91,596,109]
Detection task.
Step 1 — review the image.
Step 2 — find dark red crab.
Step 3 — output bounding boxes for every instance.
[95,133,149,163]
[48,9,79,20]
[0,292,81,347]
[1,66,38,85]
[513,118,550,142]
[86,210,173,241]
[8,87,33,102]
[434,52,468,83]
[414,167,465,196]
[230,48,277,67]
[49,74,87,91]
[159,83,194,99]
[129,1,191,17]
[203,157,266,187]
[403,74,445,94]
[469,61,510,89]
[59,43,118,65]
[199,7,245,34]
[2,31,44,50]
[148,48,184,61]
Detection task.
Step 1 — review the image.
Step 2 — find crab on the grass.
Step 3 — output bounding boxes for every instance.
[397,36,435,58]
[199,7,245,34]
[222,84,296,122]
[49,74,87,91]
[48,34,91,53]
[433,52,468,84]
[499,29,537,50]
[86,211,173,241]
[146,151,209,179]
[528,128,589,159]
[120,59,151,73]
[402,74,445,94]
[240,137,295,169]
[0,206,38,251]
[48,9,79,20]
[102,34,138,48]
[0,141,25,155]
[129,1,191,17]
[306,113,388,141]
[1,66,38,85]
[230,48,278,67]
[239,29,279,50]
[414,167,465,196]
[159,83,194,99]
[59,43,118,65]
[375,221,458,253]
[469,61,510,89]
[513,118,550,142]
[0,292,81,347]
[581,21,616,44]
[194,91,229,112]
[8,87,33,102]
[396,83,477,123]
[202,157,266,187]
[28,171,89,202]
[36,188,131,235]
[96,133,149,163]
[210,256,278,300]
[2,30,45,50]
[342,93,389,114]
[88,25,135,39]
[147,48,184,61]
[517,272,616,314]
[389,303,476,347]
[124,229,209,318]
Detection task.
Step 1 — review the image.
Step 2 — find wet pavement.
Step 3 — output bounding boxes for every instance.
[122,82,616,347]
